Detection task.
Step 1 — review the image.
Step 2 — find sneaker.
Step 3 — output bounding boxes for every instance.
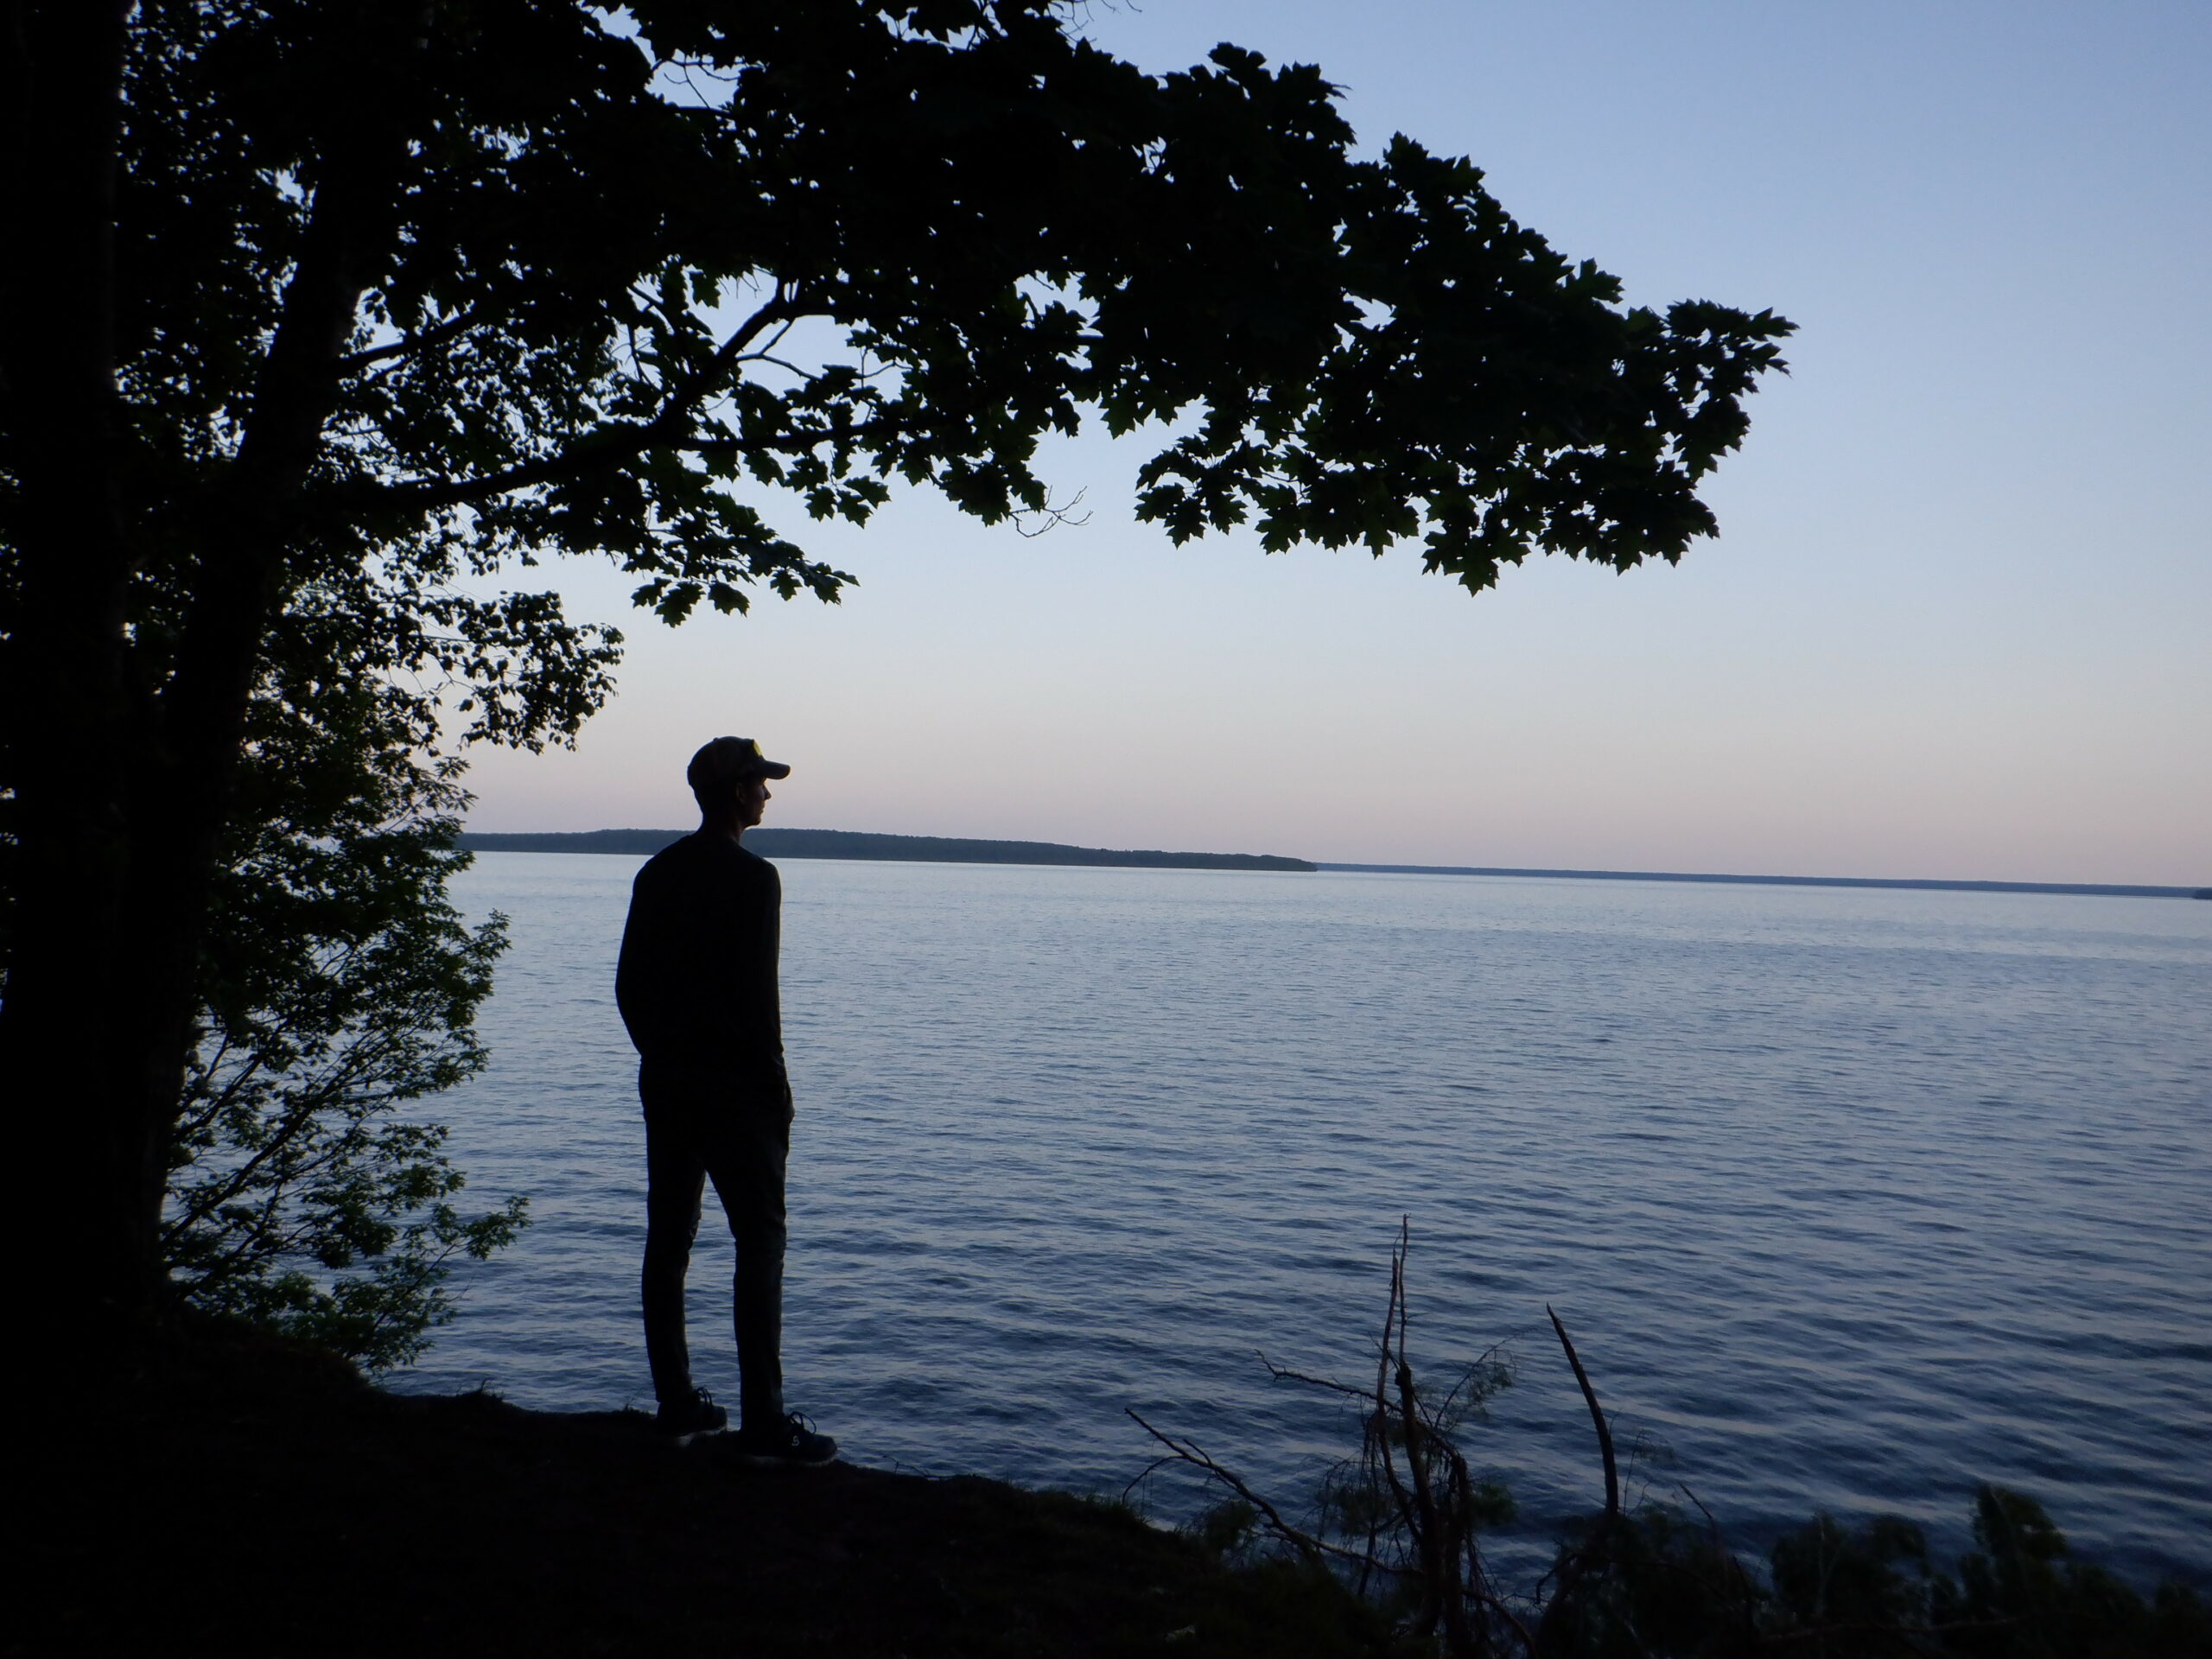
[736,1411,837,1466]
[656,1386,728,1445]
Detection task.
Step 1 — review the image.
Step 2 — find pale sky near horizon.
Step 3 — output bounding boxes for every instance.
[461,0,2210,886]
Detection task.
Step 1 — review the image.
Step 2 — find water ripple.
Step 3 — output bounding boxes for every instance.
[391,857,2211,1586]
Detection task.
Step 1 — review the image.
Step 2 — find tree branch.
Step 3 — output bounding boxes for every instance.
[1125,1409,1327,1569]
[332,307,485,373]
[316,291,807,518]
[1548,1306,1620,1522]
[1260,1353,1377,1401]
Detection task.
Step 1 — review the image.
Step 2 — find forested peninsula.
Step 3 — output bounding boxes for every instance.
[457,828,1317,873]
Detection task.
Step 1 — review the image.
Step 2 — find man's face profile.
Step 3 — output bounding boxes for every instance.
[733,773,772,829]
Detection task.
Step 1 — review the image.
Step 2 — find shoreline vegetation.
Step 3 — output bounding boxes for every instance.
[454,830,2204,899]
[58,1233,2209,1656]
[41,1312,2208,1659]
[46,1319,1381,1658]
[1131,1226,2212,1656]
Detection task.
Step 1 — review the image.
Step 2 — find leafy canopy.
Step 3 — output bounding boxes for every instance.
[112,0,1790,721]
[3,0,1790,1341]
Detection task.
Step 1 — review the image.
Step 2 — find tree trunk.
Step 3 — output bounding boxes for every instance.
[0,0,156,1342]
[2,0,404,1343]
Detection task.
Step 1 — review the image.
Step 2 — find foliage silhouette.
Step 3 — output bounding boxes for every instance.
[2,0,1791,1321]
[161,641,525,1367]
[1141,1226,2210,1659]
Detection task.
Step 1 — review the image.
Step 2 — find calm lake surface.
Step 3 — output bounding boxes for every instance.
[391,853,2212,1585]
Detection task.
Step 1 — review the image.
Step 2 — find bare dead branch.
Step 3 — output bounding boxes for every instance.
[1548,1304,1619,1521]
[1373,1219,1418,1530]
[1259,1353,1376,1401]
[1471,1588,1537,1656]
[1125,1408,1325,1569]
[1012,485,1090,537]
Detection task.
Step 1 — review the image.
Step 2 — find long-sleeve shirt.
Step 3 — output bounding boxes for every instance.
[615,832,785,1084]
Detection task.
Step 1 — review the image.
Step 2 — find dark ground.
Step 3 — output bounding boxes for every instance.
[21,1325,1381,1658]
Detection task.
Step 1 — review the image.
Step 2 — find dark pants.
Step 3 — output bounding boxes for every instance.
[639,1062,791,1429]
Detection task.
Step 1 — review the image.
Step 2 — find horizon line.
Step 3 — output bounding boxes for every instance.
[456,827,2205,900]
[1311,862,2205,901]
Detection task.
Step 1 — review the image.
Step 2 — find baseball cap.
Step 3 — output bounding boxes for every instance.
[686,736,791,798]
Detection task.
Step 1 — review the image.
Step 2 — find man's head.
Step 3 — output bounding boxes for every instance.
[687,736,791,830]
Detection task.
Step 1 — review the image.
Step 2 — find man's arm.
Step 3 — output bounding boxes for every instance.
[725,855,789,1092]
[615,863,677,1059]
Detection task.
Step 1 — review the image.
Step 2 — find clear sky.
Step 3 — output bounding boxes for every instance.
[462,0,2210,885]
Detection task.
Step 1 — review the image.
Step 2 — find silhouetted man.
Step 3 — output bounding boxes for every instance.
[615,735,836,1463]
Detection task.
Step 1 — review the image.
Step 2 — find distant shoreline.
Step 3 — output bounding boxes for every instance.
[1314,863,2208,901]
[456,830,2205,899]
[454,828,1315,873]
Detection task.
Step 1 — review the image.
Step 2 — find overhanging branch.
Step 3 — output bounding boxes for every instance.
[308,291,809,518]
[333,307,486,373]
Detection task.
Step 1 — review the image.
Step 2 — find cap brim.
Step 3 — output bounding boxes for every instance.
[754,760,792,779]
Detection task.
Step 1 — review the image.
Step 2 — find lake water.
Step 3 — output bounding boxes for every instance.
[391,853,2212,1586]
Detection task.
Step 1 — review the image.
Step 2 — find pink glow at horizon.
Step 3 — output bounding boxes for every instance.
[461,0,2209,888]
